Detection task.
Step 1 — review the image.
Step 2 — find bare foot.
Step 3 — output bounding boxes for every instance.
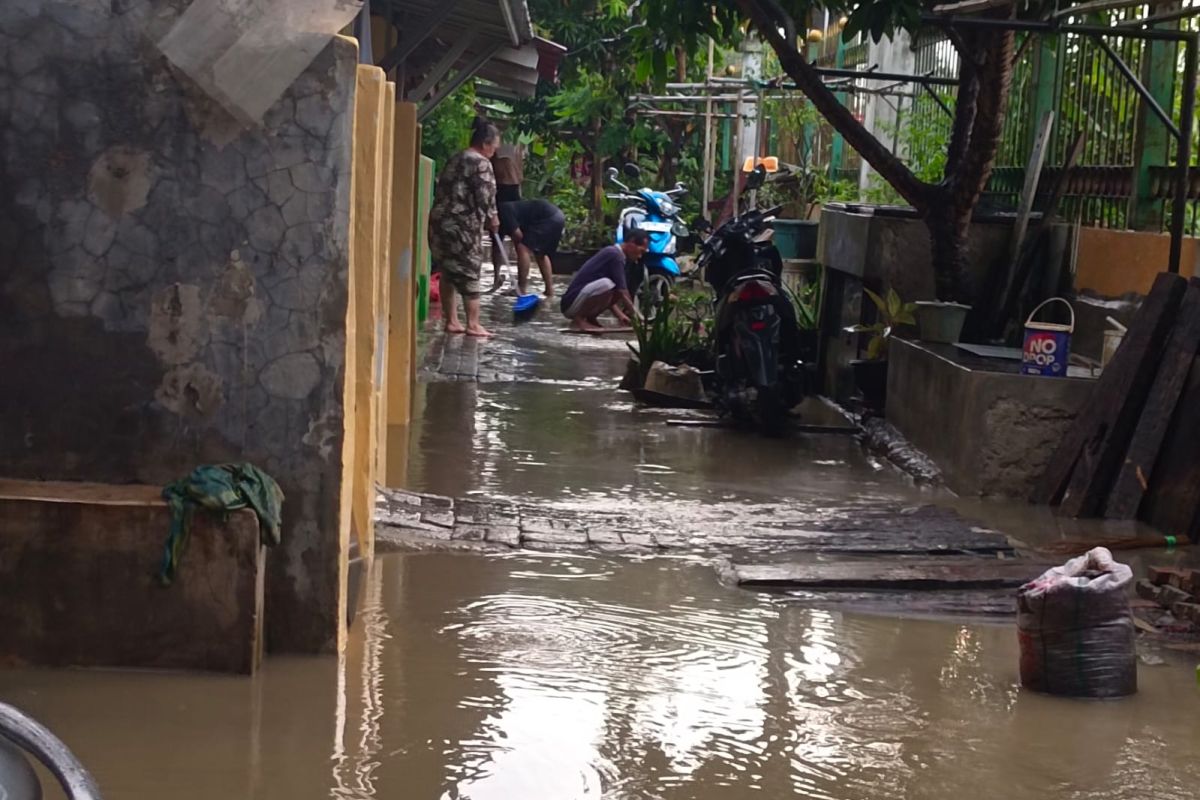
[569,318,606,333]
[466,324,492,338]
[445,321,466,334]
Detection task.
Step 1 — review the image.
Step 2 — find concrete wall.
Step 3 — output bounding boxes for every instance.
[1075,227,1200,297]
[887,340,1094,497]
[0,2,356,653]
[0,479,264,673]
[818,207,1014,400]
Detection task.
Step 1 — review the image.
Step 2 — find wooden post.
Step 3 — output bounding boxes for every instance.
[374,87,396,488]
[1036,272,1187,512]
[1105,278,1200,518]
[1128,4,1179,231]
[385,101,420,485]
[350,65,387,561]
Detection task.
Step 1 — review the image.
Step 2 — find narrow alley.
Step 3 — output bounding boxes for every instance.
[8,292,1200,800]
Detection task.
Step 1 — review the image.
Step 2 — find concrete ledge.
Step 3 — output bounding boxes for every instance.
[886,340,1095,498]
[0,479,265,674]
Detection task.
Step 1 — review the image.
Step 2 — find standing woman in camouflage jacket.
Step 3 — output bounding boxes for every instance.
[429,117,500,337]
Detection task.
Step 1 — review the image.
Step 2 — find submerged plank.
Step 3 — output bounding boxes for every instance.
[730,558,1052,591]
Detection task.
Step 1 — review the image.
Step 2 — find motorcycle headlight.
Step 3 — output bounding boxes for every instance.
[658,199,676,216]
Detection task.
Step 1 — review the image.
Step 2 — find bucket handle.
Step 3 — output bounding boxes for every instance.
[1026,297,1075,333]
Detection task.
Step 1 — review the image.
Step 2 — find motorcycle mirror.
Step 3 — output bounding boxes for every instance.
[674,182,687,193]
[606,166,620,183]
[744,165,767,191]
[623,163,642,180]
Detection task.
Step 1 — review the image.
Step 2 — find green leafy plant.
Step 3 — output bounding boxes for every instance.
[790,274,822,331]
[844,288,916,361]
[628,288,713,380]
[420,82,477,168]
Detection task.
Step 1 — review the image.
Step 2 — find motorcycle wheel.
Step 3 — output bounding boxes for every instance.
[638,272,672,322]
[753,385,788,437]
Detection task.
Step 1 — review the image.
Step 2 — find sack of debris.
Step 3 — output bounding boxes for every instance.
[1016,546,1137,698]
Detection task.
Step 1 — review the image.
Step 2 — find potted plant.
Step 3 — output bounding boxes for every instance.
[914,299,971,344]
[844,287,916,411]
[788,264,822,364]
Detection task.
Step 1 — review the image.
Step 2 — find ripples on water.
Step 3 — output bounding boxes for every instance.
[4,552,1199,800]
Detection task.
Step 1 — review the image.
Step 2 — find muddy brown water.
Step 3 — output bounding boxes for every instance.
[6,553,1200,799]
[6,297,1199,798]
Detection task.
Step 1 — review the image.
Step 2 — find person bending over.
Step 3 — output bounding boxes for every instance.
[559,231,649,332]
[498,199,565,298]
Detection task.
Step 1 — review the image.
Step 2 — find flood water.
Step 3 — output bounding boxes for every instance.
[6,295,1200,798]
[6,552,1200,799]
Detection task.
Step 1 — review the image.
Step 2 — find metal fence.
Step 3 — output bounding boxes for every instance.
[904,3,1200,235]
[814,23,869,185]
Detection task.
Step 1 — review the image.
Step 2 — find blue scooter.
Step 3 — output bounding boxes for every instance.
[605,164,690,315]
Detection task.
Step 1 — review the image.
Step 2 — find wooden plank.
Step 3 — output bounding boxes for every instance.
[665,419,859,434]
[1003,130,1087,335]
[1034,272,1187,507]
[1106,278,1200,518]
[385,102,420,451]
[730,558,1053,591]
[998,111,1055,307]
[350,65,387,560]
[374,87,397,486]
[1141,354,1200,540]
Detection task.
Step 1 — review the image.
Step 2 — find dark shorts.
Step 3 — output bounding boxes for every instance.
[435,259,481,297]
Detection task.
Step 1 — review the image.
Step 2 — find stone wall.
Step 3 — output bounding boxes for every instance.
[0,1,356,653]
[886,340,1094,498]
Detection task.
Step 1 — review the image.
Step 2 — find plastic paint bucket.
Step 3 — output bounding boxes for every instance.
[1022,297,1074,377]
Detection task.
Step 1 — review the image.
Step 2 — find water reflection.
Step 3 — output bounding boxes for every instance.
[4,552,1200,800]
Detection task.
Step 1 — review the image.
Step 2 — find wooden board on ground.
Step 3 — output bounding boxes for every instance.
[632,389,712,409]
[1141,354,1200,540]
[1036,272,1187,509]
[1106,278,1200,519]
[558,327,633,335]
[666,418,858,435]
[774,589,1019,618]
[729,557,1052,591]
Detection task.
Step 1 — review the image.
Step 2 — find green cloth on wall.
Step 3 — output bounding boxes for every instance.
[160,463,284,585]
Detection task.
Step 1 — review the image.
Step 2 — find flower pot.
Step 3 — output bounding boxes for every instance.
[850,359,888,411]
[915,301,970,344]
[552,249,592,275]
[771,219,819,259]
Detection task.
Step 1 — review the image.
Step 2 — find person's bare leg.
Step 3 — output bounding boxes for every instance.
[442,281,464,333]
[567,291,615,332]
[516,244,533,295]
[465,295,492,337]
[538,254,554,298]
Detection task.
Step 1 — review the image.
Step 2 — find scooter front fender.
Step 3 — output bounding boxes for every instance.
[645,254,681,276]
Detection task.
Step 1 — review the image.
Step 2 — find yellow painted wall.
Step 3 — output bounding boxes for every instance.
[335,36,360,653]
[348,64,389,564]
[1076,227,1200,297]
[385,102,420,486]
[375,88,396,481]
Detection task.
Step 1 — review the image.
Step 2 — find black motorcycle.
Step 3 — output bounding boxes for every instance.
[696,168,806,435]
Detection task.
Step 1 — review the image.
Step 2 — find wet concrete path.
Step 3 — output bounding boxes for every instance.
[7,290,1200,799]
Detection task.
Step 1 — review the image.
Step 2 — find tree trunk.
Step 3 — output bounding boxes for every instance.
[927,201,972,302]
[590,148,605,223]
[930,25,1016,303]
